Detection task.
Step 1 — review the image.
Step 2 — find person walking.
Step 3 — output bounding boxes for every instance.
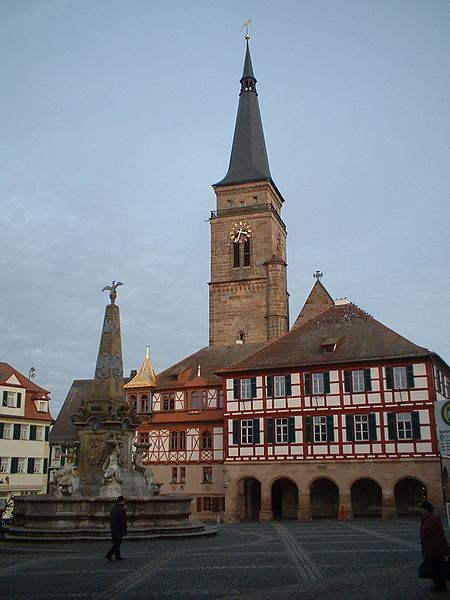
[105,495,127,562]
[419,501,450,591]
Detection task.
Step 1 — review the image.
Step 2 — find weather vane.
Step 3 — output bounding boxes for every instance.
[241,18,251,40]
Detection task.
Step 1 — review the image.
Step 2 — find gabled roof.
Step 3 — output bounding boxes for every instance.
[292,279,335,329]
[0,362,50,397]
[219,303,433,373]
[214,40,272,187]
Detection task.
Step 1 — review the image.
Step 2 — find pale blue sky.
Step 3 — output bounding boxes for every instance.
[1,0,449,415]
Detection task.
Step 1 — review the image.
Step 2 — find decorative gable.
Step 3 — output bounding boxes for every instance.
[5,374,21,386]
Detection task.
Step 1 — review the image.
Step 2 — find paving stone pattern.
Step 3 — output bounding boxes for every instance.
[0,518,448,599]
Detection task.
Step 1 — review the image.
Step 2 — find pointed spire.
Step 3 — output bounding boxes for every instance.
[124,345,157,389]
[215,39,272,187]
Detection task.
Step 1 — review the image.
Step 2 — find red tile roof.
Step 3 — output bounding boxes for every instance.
[219,303,433,373]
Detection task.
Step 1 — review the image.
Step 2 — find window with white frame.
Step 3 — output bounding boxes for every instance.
[354,415,369,441]
[3,424,12,439]
[242,420,254,444]
[38,401,47,412]
[313,373,324,395]
[397,412,412,439]
[274,376,286,397]
[352,370,365,393]
[313,416,327,442]
[6,392,16,407]
[33,458,42,473]
[52,447,62,466]
[20,425,28,440]
[275,418,288,443]
[241,379,252,400]
[393,367,407,389]
[0,457,9,472]
[17,458,26,473]
[36,426,44,441]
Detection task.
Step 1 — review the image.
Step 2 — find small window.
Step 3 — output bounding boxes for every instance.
[138,431,149,444]
[354,415,369,441]
[243,240,251,266]
[394,367,407,389]
[275,418,288,443]
[203,466,213,483]
[163,393,175,411]
[180,467,186,483]
[201,431,212,449]
[38,401,47,412]
[33,458,42,473]
[241,379,252,400]
[217,389,224,409]
[242,420,254,444]
[17,458,27,473]
[2,424,12,440]
[352,370,365,393]
[313,373,324,395]
[20,425,28,440]
[397,413,412,439]
[313,416,327,442]
[7,392,15,408]
[191,391,205,411]
[274,376,286,397]
[36,426,44,441]
[0,457,9,473]
[171,467,178,483]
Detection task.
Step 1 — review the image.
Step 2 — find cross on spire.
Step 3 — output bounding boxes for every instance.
[241,18,251,39]
[313,270,323,281]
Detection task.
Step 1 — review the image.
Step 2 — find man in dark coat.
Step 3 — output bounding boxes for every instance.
[105,495,127,562]
[420,501,450,591]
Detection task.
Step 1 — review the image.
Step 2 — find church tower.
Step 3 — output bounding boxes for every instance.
[209,39,289,346]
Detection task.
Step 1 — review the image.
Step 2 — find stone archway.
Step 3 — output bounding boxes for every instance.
[310,478,339,519]
[351,478,382,517]
[271,478,298,519]
[394,477,427,515]
[237,477,261,520]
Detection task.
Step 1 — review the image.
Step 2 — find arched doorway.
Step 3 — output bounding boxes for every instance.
[310,478,339,518]
[351,478,382,517]
[271,478,298,519]
[394,477,427,515]
[237,477,261,520]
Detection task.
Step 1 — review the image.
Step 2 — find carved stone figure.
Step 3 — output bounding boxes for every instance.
[54,450,80,496]
[144,467,162,496]
[100,446,123,496]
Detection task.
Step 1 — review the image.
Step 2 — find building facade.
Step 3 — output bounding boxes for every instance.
[219,290,450,522]
[0,363,53,511]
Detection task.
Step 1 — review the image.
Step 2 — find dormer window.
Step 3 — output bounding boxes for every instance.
[321,338,339,354]
[37,400,47,412]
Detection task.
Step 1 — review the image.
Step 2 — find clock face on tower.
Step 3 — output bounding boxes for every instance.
[230,221,252,243]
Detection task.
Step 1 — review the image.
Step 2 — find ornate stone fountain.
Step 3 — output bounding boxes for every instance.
[9,283,214,540]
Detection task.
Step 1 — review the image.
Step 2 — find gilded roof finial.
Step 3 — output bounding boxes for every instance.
[146,345,150,360]
[197,364,201,377]
[241,18,251,40]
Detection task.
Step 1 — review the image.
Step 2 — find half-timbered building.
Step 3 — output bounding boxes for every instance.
[218,281,450,522]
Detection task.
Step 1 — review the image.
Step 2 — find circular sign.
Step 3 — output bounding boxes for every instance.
[441,401,450,426]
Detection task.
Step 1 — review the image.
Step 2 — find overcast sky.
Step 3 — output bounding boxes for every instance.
[1,0,449,417]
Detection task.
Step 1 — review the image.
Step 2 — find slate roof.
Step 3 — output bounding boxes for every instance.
[214,41,272,187]
[219,303,435,374]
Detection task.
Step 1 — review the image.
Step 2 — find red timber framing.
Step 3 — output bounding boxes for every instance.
[223,359,445,463]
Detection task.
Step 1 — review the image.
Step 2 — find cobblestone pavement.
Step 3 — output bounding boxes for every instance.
[1,518,448,599]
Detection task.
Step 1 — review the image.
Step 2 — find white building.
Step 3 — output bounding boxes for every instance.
[0,362,53,511]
